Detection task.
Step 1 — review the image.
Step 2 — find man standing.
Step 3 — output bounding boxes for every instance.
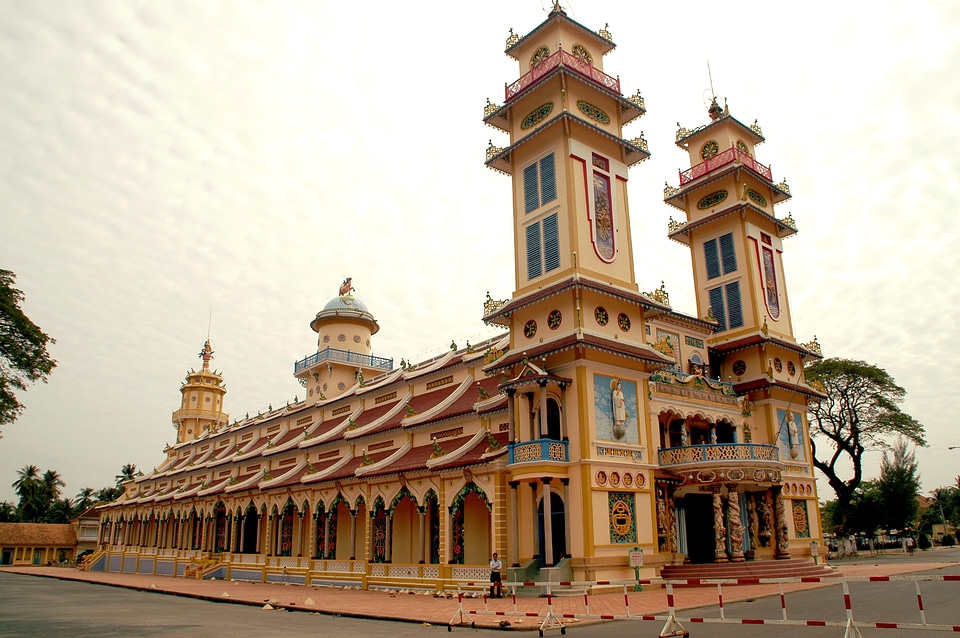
[489,552,503,598]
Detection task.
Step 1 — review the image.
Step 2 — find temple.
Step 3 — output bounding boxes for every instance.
[92,6,826,588]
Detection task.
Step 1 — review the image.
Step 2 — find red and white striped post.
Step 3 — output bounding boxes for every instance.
[841,580,864,638]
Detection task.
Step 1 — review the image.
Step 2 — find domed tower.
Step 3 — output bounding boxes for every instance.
[294,278,393,402]
[171,339,229,443]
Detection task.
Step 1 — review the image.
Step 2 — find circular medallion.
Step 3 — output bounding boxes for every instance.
[322,383,327,391]
[700,140,719,159]
[774,358,783,373]
[736,140,751,156]
[548,310,562,330]
[338,334,346,342]
[787,361,796,377]
[623,472,633,487]
[596,470,607,486]
[523,320,538,338]
[610,471,621,487]
[353,335,361,343]
[323,335,330,343]
[635,472,645,487]
[728,468,744,481]
[611,499,633,536]
[337,382,345,390]
[577,100,610,125]
[732,360,747,376]
[617,313,631,332]
[595,307,609,326]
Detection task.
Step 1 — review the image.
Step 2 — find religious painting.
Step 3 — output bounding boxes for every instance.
[592,170,615,261]
[608,492,637,543]
[761,245,781,320]
[655,329,681,368]
[776,409,805,461]
[594,374,638,443]
[792,499,810,538]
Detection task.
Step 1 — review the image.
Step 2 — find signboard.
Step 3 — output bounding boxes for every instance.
[628,548,644,567]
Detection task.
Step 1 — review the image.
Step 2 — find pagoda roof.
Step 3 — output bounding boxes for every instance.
[486,331,674,374]
[505,7,615,59]
[709,331,823,361]
[675,113,765,149]
[733,376,827,400]
[667,202,798,244]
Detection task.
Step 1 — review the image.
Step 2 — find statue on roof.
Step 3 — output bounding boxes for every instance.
[339,277,354,297]
[198,339,214,369]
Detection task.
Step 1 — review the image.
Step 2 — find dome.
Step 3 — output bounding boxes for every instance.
[322,295,371,313]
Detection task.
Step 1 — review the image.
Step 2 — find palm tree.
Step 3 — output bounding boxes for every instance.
[45,497,75,524]
[12,464,42,521]
[0,501,16,522]
[115,464,138,487]
[41,469,65,501]
[75,487,95,512]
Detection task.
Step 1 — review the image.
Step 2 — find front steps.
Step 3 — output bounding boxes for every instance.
[660,557,838,583]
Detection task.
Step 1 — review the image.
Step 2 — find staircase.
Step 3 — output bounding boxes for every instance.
[660,558,838,583]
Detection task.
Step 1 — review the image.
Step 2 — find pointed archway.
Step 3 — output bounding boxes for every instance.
[536,491,566,566]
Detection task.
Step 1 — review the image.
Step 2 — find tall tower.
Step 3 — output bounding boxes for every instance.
[664,99,823,468]
[482,5,674,577]
[172,339,229,443]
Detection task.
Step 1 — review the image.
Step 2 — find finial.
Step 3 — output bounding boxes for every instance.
[198,339,214,370]
[339,277,354,297]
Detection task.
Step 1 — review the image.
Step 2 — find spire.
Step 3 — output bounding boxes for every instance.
[199,339,214,370]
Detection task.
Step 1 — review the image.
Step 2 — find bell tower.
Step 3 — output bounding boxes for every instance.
[172,338,229,443]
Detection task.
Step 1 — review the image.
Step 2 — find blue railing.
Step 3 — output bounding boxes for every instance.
[508,438,569,464]
[293,347,393,374]
[657,443,779,467]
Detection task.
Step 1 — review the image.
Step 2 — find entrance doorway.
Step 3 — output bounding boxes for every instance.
[681,494,716,563]
[536,491,566,566]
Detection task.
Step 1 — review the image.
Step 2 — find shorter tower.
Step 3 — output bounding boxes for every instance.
[171,339,229,443]
[294,279,393,402]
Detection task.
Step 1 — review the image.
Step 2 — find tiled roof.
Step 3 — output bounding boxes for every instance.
[0,523,77,546]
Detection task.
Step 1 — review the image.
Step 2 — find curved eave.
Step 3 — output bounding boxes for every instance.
[485,332,674,375]
[482,275,669,325]
[733,377,828,400]
[675,114,765,149]
[667,203,799,246]
[310,309,380,335]
[486,112,649,176]
[710,332,823,361]
[505,10,615,60]
[664,164,790,214]
[499,372,572,393]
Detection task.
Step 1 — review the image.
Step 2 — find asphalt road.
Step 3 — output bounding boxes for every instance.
[2,549,958,637]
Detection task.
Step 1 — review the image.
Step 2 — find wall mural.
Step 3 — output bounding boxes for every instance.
[594,374,638,443]
[776,409,805,461]
[592,170,615,261]
[761,246,780,320]
[608,491,637,543]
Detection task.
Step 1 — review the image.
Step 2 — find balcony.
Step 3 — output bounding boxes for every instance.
[508,438,569,464]
[658,443,779,468]
[678,147,772,186]
[293,347,393,375]
[505,49,620,102]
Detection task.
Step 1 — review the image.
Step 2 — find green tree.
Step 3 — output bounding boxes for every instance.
[115,463,138,487]
[805,358,925,534]
[847,480,883,537]
[44,497,75,524]
[0,270,57,431]
[74,487,96,513]
[877,438,921,531]
[12,464,43,521]
[0,501,16,522]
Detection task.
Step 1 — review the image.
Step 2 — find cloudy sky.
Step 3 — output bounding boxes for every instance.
[2,1,958,505]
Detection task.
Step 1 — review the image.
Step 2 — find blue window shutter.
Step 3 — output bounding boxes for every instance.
[526,221,542,280]
[704,239,720,280]
[725,281,743,328]
[708,286,726,331]
[719,232,737,274]
[539,153,557,205]
[524,163,539,213]
[543,212,560,272]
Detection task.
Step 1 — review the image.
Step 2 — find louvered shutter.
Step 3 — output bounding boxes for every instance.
[708,286,726,331]
[719,233,737,274]
[543,212,560,272]
[526,221,543,280]
[539,154,557,205]
[704,239,720,280]
[725,281,743,328]
[524,163,539,213]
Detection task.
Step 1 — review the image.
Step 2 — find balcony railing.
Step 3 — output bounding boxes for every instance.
[678,147,772,186]
[508,438,569,464]
[658,443,779,467]
[294,347,393,375]
[506,49,620,102]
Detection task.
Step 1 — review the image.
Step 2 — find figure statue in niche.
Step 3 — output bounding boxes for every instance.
[339,277,354,297]
[680,421,689,446]
[611,378,627,439]
[787,413,800,459]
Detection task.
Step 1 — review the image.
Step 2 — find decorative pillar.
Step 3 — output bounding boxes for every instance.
[559,384,568,440]
[417,507,426,564]
[506,389,517,442]
[349,511,357,560]
[529,483,540,560]
[746,494,759,552]
[293,512,303,557]
[238,513,246,553]
[385,512,393,563]
[539,382,548,438]
[368,511,376,562]
[509,482,520,567]
[542,478,554,566]
[772,486,791,559]
[667,488,678,553]
[727,485,745,561]
[561,479,570,558]
[712,485,728,562]
[323,510,332,559]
